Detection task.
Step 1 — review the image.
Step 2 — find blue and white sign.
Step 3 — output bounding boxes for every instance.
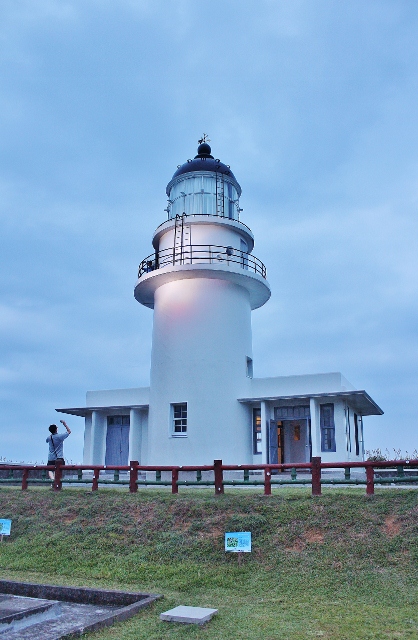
[225,531,251,553]
[0,520,11,536]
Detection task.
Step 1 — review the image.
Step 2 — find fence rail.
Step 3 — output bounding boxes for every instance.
[1,458,418,495]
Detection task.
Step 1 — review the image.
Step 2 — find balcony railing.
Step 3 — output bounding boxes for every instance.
[138,245,267,279]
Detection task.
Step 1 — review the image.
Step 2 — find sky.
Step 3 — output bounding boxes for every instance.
[1,0,417,463]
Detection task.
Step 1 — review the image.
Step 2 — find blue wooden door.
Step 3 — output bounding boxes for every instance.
[105,416,130,466]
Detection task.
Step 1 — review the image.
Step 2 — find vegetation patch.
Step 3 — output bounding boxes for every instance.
[0,487,417,638]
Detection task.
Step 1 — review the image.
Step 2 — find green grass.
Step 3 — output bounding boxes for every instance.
[0,486,417,639]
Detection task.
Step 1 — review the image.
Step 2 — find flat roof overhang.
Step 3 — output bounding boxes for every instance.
[56,405,149,418]
[238,390,383,416]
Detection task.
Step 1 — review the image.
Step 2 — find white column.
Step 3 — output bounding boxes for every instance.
[83,413,92,464]
[91,411,106,465]
[261,401,268,464]
[129,408,142,463]
[309,398,320,457]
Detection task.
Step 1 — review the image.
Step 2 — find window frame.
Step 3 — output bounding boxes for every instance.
[354,413,360,457]
[171,402,188,437]
[252,408,262,454]
[107,415,130,427]
[246,356,253,378]
[320,403,336,453]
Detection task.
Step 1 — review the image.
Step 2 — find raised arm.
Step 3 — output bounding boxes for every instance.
[60,419,71,434]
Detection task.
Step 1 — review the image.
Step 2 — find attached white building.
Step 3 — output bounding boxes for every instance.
[58,141,383,466]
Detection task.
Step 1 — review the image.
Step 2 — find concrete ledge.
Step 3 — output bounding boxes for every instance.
[0,580,162,639]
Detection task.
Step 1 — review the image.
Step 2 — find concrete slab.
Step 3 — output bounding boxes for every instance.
[0,580,162,639]
[160,605,218,625]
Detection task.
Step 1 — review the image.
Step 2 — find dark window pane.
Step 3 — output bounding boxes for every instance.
[320,404,336,452]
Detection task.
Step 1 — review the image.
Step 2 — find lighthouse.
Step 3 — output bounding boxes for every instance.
[59,138,383,469]
[134,138,271,464]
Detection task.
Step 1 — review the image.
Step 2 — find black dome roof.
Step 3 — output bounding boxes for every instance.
[170,143,239,184]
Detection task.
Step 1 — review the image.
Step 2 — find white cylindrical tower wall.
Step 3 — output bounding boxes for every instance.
[147,276,253,464]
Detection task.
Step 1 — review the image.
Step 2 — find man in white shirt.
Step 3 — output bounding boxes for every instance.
[46,419,71,480]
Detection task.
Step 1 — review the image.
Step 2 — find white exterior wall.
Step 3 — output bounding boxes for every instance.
[250,372,354,399]
[148,276,253,464]
[129,408,142,463]
[86,387,149,407]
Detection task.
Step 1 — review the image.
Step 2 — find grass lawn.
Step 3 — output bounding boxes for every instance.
[0,486,417,639]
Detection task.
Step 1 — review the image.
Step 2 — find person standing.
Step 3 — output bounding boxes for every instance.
[46,419,71,480]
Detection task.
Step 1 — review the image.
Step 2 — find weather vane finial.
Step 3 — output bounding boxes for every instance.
[198,133,210,145]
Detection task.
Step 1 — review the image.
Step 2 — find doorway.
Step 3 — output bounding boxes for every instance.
[105,415,130,466]
[269,418,310,464]
[282,419,309,463]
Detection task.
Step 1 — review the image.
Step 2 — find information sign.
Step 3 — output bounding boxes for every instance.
[0,520,11,536]
[224,531,251,553]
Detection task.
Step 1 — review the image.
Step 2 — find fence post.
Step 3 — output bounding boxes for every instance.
[129,461,139,493]
[171,468,179,494]
[366,465,375,495]
[21,469,29,491]
[311,456,322,496]
[264,467,272,496]
[53,461,63,492]
[214,459,224,495]
[92,469,99,491]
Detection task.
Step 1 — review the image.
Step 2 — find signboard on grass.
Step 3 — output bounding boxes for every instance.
[0,520,11,536]
[225,531,251,553]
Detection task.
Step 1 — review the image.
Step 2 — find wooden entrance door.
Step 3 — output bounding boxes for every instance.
[105,416,130,466]
[269,420,284,466]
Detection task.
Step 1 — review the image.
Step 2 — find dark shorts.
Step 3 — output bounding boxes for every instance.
[48,458,65,465]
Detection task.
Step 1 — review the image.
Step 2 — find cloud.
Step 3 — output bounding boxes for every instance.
[1,0,418,462]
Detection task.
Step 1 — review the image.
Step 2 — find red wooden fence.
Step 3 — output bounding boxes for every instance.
[1,458,418,496]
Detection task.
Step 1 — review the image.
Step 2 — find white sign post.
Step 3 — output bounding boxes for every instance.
[0,520,11,542]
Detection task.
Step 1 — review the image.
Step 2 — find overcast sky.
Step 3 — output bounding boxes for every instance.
[1,0,417,463]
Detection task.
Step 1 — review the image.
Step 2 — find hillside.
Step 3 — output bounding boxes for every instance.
[0,487,417,639]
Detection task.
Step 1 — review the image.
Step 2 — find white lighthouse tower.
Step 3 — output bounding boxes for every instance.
[134,138,271,464]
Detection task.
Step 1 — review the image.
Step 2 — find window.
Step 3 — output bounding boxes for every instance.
[246,357,253,378]
[172,403,187,436]
[354,413,360,456]
[108,415,130,427]
[253,408,262,454]
[274,406,310,420]
[320,404,336,452]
